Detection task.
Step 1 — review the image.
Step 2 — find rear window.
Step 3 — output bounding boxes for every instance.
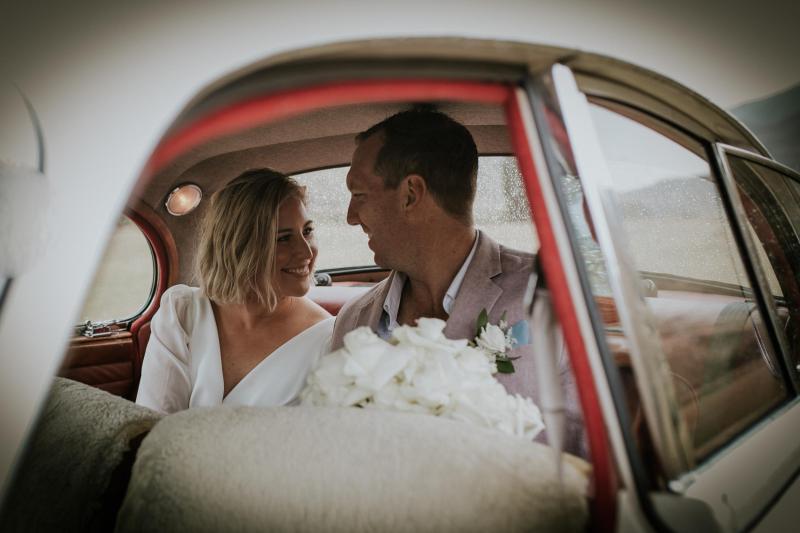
[77,216,155,323]
[294,156,538,270]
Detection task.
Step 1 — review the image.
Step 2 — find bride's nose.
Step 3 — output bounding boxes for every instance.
[293,233,314,259]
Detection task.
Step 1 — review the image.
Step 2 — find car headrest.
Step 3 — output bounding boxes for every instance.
[0,377,162,532]
[118,406,590,533]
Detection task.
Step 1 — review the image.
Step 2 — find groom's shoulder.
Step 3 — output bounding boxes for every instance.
[335,276,389,320]
[331,276,389,350]
[497,244,535,276]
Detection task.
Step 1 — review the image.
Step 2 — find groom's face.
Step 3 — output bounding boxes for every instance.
[346,134,407,269]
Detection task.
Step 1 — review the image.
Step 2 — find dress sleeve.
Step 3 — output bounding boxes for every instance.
[135,287,193,414]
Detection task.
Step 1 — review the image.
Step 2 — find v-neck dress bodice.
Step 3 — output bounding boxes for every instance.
[136,285,334,414]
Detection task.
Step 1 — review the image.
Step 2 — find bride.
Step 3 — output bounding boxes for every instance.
[136,169,333,414]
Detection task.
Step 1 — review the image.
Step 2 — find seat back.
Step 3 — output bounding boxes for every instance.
[0,378,162,532]
[118,406,589,533]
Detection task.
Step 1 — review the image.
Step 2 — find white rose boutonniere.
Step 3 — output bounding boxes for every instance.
[300,318,544,440]
[472,309,529,374]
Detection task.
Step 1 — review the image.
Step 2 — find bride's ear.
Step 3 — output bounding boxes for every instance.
[403,174,426,211]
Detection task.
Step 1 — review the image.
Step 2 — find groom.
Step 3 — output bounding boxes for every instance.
[331,109,586,457]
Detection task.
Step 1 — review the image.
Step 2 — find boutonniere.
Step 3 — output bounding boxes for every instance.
[472,309,530,374]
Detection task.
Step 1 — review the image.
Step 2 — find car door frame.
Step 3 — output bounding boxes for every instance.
[139,72,622,530]
[544,62,800,531]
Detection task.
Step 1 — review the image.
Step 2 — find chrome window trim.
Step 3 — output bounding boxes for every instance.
[74,216,159,328]
[715,144,800,186]
[713,143,800,393]
[545,64,693,477]
[514,84,643,506]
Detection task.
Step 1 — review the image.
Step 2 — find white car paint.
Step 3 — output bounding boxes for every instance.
[1,0,798,525]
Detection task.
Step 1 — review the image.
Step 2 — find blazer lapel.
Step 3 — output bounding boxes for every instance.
[331,274,395,350]
[362,274,394,331]
[444,232,503,340]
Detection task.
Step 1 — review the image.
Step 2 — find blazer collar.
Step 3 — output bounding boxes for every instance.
[354,272,397,331]
[443,231,503,339]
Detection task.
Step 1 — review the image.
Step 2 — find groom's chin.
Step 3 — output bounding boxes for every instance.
[371,252,389,270]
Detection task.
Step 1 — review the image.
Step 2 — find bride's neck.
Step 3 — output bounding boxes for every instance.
[214,296,296,330]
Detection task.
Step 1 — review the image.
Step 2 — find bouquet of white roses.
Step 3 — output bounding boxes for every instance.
[300,318,545,440]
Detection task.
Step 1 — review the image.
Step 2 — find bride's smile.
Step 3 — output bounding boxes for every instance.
[275,196,317,298]
[282,265,311,276]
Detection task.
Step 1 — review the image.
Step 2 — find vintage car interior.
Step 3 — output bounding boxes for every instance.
[3,39,798,532]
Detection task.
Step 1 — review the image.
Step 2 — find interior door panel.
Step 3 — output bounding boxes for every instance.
[59,334,136,399]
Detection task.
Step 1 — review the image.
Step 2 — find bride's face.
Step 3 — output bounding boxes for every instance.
[272,196,317,299]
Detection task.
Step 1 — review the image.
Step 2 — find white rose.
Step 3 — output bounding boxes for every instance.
[300,351,350,406]
[448,390,493,427]
[341,385,373,407]
[476,323,507,353]
[407,354,455,408]
[392,319,467,353]
[343,326,387,358]
[456,346,496,375]
[511,394,546,440]
[299,321,547,441]
[355,344,413,392]
[413,317,447,339]
[371,380,401,408]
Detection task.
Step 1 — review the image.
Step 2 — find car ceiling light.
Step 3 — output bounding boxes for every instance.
[165,183,202,216]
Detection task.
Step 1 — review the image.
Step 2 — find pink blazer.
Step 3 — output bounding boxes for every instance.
[331,231,587,457]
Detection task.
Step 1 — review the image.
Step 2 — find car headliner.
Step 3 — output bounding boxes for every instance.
[137,38,768,277]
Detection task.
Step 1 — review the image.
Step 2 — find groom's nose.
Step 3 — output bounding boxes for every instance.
[346,200,360,226]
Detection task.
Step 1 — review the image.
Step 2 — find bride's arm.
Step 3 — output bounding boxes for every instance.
[135,287,193,414]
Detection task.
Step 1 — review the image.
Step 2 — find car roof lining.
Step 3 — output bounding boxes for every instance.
[141,100,509,210]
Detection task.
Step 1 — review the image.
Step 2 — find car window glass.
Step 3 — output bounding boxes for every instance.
[77,216,155,323]
[574,104,789,463]
[726,155,800,376]
[294,156,537,270]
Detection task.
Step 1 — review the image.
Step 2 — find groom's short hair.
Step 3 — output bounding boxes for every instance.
[356,109,478,223]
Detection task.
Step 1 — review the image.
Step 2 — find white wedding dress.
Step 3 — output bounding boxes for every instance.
[136,284,334,414]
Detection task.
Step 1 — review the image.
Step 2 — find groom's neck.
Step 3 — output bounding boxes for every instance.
[396,224,476,324]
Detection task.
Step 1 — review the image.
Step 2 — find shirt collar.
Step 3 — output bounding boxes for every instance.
[382,230,479,329]
[381,271,406,334]
[443,230,479,315]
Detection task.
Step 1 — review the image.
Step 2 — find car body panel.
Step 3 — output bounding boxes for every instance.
[1,5,798,528]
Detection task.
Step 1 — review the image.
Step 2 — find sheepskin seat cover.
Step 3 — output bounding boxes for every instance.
[117,406,589,532]
[0,377,162,532]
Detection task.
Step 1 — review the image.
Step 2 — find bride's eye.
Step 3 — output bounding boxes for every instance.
[303,226,315,237]
[277,234,291,242]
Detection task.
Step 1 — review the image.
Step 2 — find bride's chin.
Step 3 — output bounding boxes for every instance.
[276,280,312,299]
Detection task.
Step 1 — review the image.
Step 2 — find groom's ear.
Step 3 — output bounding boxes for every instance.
[403,174,427,212]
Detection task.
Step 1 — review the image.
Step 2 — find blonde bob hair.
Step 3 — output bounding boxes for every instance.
[195,168,305,310]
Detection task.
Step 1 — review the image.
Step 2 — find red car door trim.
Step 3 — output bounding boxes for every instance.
[140,79,616,527]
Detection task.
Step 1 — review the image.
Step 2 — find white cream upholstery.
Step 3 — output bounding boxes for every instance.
[0,378,162,532]
[117,406,589,533]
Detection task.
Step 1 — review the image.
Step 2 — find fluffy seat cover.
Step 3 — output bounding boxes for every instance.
[117,406,589,532]
[0,377,162,532]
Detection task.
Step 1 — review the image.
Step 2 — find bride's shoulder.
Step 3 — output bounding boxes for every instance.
[159,284,205,313]
[296,296,333,322]
[161,284,202,301]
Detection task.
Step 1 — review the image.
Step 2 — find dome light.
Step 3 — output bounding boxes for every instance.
[165,183,202,216]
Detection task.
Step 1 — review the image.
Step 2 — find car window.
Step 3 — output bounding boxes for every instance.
[77,216,155,324]
[726,155,800,377]
[577,104,790,463]
[294,156,537,270]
